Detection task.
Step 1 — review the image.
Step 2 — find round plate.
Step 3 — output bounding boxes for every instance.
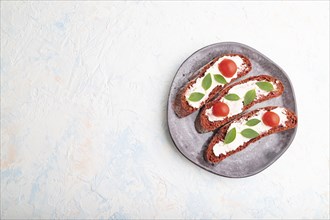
[167,42,297,178]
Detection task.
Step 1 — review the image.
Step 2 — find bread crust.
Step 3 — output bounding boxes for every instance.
[195,75,284,133]
[204,106,298,164]
[173,54,252,118]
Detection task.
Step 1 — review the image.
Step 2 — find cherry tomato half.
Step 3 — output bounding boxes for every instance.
[262,111,280,127]
[212,102,230,117]
[218,59,237,78]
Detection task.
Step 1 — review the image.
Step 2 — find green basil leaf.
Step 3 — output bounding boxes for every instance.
[225,93,240,101]
[188,92,204,102]
[202,73,212,90]
[224,128,236,144]
[256,81,274,92]
[244,89,256,106]
[246,119,261,126]
[241,128,259,139]
[214,74,227,84]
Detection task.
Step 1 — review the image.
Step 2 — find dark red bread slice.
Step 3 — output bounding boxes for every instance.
[195,75,284,133]
[205,106,298,164]
[173,54,252,118]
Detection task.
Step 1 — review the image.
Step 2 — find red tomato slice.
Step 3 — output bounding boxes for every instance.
[212,102,229,117]
[218,59,237,78]
[262,111,280,127]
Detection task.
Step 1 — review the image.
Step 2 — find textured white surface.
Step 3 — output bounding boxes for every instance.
[1,1,329,219]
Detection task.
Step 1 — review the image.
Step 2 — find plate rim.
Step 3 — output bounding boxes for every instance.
[166,41,298,178]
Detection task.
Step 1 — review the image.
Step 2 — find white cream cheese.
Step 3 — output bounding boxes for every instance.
[185,55,247,109]
[205,80,277,121]
[212,107,288,157]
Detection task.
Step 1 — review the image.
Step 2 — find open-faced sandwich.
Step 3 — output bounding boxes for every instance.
[174,54,252,118]
[195,75,284,133]
[204,106,298,164]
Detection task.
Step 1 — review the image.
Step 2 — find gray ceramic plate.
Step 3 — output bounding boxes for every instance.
[167,42,297,178]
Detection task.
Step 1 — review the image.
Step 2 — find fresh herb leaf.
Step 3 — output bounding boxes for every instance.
[202,73,212,90]
[225,93,240,101]
[241,128,259,139]
[244,89,256,106]
[246,119,261,126]
[188,92,204,102]
[256,81,274,92]
[214,74,227,84]
[224,128,236,144]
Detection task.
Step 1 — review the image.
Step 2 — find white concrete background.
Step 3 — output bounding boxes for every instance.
[1,1,329,219]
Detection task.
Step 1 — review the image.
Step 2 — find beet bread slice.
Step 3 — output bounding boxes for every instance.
[174,54,252,118]
[205,106,297,164]
[195,75,284,133]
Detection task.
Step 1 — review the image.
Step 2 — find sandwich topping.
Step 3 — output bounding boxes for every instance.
[212,107,288,157]
[205,80,277,121]
[212,102,229,117]
[185,55,248,109]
